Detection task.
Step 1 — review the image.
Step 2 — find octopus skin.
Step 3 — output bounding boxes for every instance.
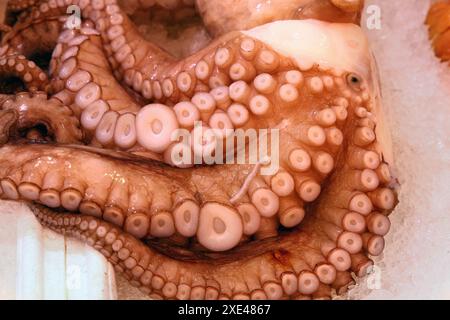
[7,0,40,12]
[0,0,364,93]
[0,0,397,300]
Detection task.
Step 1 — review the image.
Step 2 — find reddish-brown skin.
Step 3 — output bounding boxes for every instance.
[7,0,39,12]
[0,92,81,143]
[426,1,450,62]
[0,54,49,92]
[0,0,397,300]
[0,136,395,299]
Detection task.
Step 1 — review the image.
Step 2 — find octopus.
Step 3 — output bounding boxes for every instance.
[427,0,450,62]
[0,0,398,300]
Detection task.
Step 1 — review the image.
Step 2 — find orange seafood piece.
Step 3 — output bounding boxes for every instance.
[426,1,450,61]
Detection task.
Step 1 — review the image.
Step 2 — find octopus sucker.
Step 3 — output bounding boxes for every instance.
[0,0,399,300]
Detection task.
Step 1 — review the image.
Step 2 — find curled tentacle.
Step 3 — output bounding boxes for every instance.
[0,0,398,301]
[0,93,10,105]
[7,0,40,12]
[0,0,9,41]
[0,17,62,72]
[197,0,364,37]
[330,0,363,13]
[30,203,330,300]
[0,54,49,93]
[0,139,397,300]
[426,0,450,62]
[0,91,82,143]
[0,24,12,34]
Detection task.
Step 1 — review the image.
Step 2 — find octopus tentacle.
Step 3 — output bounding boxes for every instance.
[49,23,165,156]
[426,0,450,62]
[3,0,192,52]
[0,138,396,257]
[42,15,360,176]
[0,143,245,249]
[0,0,184,76]
[0,0,399,300]
[0,109,17,145]
[0,53,49,93]
[30,203,344,300]
[0,93,11,104]
[330,0,363,13]
[0,18,396,249]
[0,24,12,34]
[0,91,82,143]
[13,0,367,104]
[7,0,40,12]
[117,0,195,13]
[49,22,140,109]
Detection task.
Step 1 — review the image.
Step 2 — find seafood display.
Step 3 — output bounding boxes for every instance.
[427,0,450,62]
[0,0,398,300]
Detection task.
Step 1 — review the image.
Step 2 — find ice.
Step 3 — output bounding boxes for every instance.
[346,0,450,299]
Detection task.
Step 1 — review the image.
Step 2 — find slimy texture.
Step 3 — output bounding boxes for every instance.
[0,0,398,300]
